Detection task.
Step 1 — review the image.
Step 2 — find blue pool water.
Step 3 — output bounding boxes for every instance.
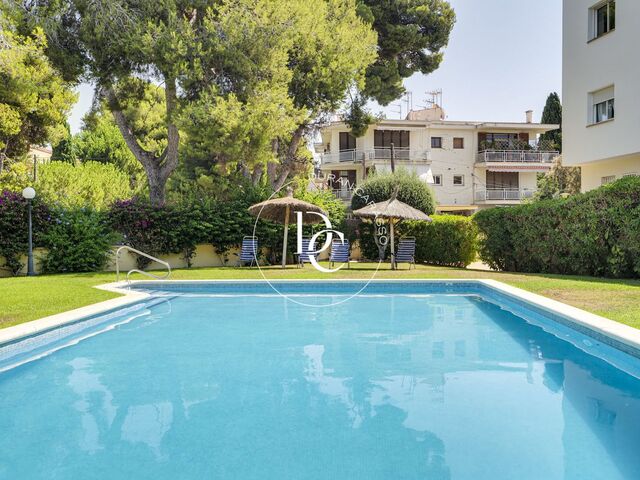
[1,282,640,479]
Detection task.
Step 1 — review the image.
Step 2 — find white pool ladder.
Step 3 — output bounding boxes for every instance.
[115,246,171,284]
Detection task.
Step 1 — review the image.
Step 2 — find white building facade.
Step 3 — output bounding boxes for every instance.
[562,0,640,190]
[317,107,559,212]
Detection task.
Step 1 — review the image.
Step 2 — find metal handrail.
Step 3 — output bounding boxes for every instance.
[115,245,171,283]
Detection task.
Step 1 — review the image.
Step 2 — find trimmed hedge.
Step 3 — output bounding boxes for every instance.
[351,170,435,214]
[356,214,478,267]
[474,176,640,278]
[408,215,478,267]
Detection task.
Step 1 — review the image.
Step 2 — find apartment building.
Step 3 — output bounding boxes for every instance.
[316,106,559,212]
[563,0,640,190]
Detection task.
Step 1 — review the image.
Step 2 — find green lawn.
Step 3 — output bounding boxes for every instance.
[1,263,640,329]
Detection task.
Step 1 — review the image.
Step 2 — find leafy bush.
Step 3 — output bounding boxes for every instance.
[356,214,477,266]
[351,170,435,214]
[41,209,117,273]
[474,176,640,278]
[0,162,32,192]
[108,194,288,268]
[0,190,49,272]
[37,161,137,210]
[0,190,51,275]
[0,161,138,210]
[108,199,202,268]
[408,215,478,267]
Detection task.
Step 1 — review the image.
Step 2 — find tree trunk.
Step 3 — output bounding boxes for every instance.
[105,75,180,207]
[272,125,306,191]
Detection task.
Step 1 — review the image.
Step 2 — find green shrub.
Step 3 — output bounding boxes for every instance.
[37,161,137,210]
[41,209,118,273]
[356,214,478,267]
[474,176,640,278]
[0,190,51,275]
[107,198,207,269]
[351,170,435,214]
[408,215,478,267]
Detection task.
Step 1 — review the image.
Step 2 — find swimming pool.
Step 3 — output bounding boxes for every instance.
[1,281,640,479]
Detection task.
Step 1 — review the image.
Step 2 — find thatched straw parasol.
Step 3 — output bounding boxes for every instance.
[352,195,431,269]
[248,188,327,268]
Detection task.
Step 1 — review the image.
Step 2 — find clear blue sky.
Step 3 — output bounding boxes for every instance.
[67,0,562,133]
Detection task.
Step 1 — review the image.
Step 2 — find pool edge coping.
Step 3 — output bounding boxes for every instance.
[1,279,639,353]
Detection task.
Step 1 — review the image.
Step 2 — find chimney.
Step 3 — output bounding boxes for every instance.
[525,110,533,123]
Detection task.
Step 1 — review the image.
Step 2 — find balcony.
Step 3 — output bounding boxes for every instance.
[320,148,430,165]
[475,189,536,202]
[475,150,559,164]
[330,189,353,202]
[475,139,558,165]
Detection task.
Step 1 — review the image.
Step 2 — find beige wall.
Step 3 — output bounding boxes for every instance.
[579,154,640,192]
[0,245,243,278]
[0,242,362,277]
[563,0,640,169]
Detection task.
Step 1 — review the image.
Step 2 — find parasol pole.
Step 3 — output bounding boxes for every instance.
[281,204,290,269]
[390,218,396,270]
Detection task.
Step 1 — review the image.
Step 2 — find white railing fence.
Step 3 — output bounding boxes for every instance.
[475,189,536,201]
[320,148,430,164]
[475,150,559,163]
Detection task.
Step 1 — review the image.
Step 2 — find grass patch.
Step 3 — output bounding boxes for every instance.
[1,263,639,329]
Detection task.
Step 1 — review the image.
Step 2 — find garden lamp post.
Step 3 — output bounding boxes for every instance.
[22,187,36,276]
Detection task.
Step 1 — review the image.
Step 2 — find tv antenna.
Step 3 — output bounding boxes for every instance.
[389,102,403,119]
[425,89,443,109]
[402,91,413,114]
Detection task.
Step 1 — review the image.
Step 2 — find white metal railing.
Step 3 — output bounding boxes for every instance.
[475,189,536,201]
[371,147,411,160]
[475,150,559,164]
[321,149,363,164]
[320,148,430,164]
[115,245,171,283]
[331,189,353,201]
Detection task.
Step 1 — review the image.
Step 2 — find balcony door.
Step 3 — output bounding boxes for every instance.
[374,130,410,159]
[339,132,356,151]
[486,171,519,190]
[374,130,410,148]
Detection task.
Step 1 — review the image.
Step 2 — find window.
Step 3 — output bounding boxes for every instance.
[339,132,356,151]
[601,175,616,185]
[374,130,410,148]
[453,137,464,149]
[590,86,615,124]
[590,1,615,40]
[594,99,615,123]
[453,175,464,186]
[432,174,442,186]
[479,132,521,150]
[431,137,442,149]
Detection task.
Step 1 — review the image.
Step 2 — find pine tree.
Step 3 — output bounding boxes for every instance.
[540,92,562,151]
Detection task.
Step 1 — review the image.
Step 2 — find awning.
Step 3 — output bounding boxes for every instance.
[487,165,552,172]
[437,205,479,212]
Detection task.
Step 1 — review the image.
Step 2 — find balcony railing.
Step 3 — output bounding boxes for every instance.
[321,148,429,164]
[475,150,559,164]
[475,189,536,202]
[330,189,353,201]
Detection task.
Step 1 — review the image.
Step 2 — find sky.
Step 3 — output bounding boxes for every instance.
[67,0,563,134]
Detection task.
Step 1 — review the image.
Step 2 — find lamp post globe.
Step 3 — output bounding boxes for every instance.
[22,187,36,200]
[22,187,36,276]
